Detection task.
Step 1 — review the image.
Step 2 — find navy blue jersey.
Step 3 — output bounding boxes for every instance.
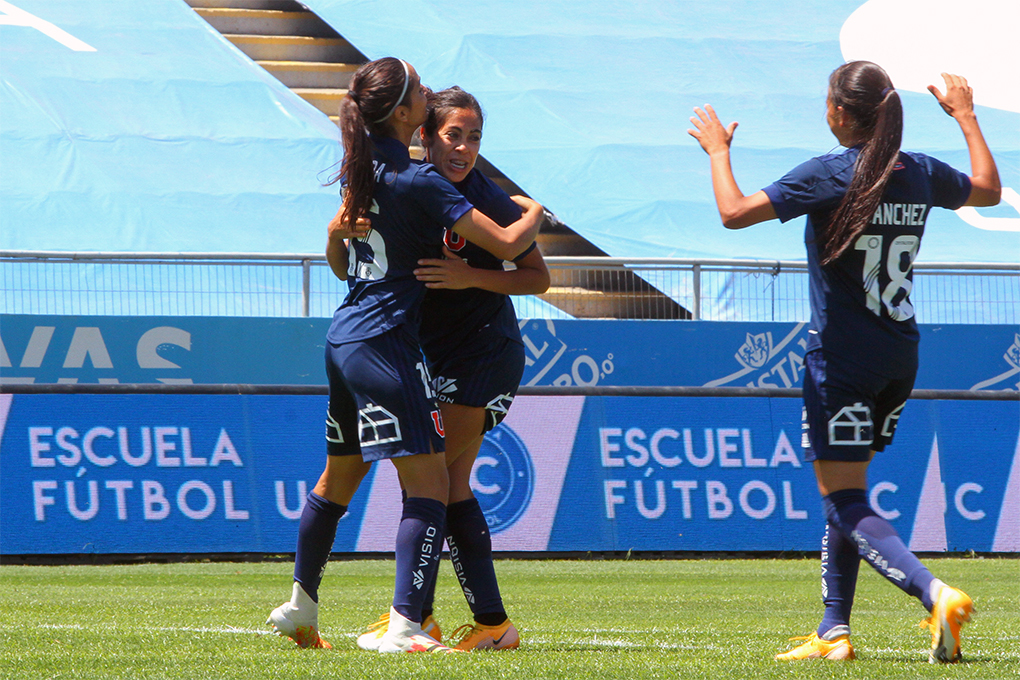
[763,147,970,377]
[327,135,474,345]
[419,168,534,364]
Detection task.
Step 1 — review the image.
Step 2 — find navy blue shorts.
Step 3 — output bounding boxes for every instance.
[428,335,525,434]
[801,350,914,462]
[325,326,445,462]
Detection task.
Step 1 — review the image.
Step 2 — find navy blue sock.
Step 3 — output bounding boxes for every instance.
[817,521,860,636]
[402,488,441,619]
[421,549,440,620]
[447,498,506,624]
[823,489,936,610]
[392,497,446,622]
[293,492,347,603]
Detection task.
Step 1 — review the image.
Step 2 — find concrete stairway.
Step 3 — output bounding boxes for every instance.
[184,0,688,319]
[185,0,362,123]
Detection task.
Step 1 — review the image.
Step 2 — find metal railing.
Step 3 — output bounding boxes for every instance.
[2,250,1017,324]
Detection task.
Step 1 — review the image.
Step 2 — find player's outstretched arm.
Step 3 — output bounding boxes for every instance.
[451,196,544,261]
[928,73,1001,207]
[414,245,550,293]
[688,104,776,229]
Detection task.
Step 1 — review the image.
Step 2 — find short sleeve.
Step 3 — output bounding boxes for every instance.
[467,172,524,228]
[411,165,474,234]
[922,155,972,210]
[763,156,845,223]
[511,241,537,262]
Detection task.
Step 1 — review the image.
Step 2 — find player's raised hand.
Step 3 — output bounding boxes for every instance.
[688,104,738,156]
[927,73,975,119]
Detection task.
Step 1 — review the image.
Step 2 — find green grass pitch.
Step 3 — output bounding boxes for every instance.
[1,557,1018,679]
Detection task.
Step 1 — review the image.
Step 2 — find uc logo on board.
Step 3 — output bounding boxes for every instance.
[471,423,534,533]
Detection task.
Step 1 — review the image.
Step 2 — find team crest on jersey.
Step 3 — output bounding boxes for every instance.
[359,403,402,447]
[430,410,445,437]
[828,403,873,446]
[443,228,467,252]
[472,423,534,533]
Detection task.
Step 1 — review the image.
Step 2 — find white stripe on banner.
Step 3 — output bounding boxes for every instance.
[490,395,585,551]
[908,435,948,551]
[992,433,1020,551]
[0,393,13,451]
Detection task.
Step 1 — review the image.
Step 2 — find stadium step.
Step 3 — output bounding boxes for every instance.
[257,60,359,89]
[291,87,347,117]
[184,0,685,318]
[187,0,303,9]
[223,34,362,63]
[194,8,337,38]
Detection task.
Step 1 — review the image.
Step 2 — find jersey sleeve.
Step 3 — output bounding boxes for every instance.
[410,165,475,238]
[468,171,525,228]
[921,154,972,210]
[763,156,844,223]
[511,241,537,262]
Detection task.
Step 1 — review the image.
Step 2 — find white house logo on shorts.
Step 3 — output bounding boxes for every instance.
[828,403,873,446]
[472,423,534,533]
[359,403,401,447]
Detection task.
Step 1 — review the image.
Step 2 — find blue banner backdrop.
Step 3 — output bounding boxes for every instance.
[1,393,1017,555]
[1,315,1018,391]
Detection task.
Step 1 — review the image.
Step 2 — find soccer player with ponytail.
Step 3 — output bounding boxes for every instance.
[267,57,543,653]
[688,61,1000,663]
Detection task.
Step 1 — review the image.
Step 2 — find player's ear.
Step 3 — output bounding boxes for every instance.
[835,106,851,129]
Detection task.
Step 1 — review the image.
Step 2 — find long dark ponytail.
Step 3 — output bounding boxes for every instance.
[330,57,414,228]
[820,61,903,265]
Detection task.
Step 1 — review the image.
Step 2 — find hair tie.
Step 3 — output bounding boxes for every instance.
[373,59,411,124]
[881,87,894,97]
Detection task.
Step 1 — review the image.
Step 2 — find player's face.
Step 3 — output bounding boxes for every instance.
[424,108,482,184]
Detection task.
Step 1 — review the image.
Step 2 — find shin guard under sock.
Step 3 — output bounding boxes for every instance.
[817,521,861,636]
[392,497,446,622]
[823,488,936,610]
[447,497,506,623]
[293,492,347,603]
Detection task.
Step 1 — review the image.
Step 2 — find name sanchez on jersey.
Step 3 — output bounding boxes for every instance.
[870,203,927,226]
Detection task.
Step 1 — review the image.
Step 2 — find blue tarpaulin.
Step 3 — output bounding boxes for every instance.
[1,0,1017,262]
[1,0,342,253]
[305,0,1019,262]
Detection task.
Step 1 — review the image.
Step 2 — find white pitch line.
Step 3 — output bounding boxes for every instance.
[40,623,271,636]
[38,623,362,639]
[525,636,727,651]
